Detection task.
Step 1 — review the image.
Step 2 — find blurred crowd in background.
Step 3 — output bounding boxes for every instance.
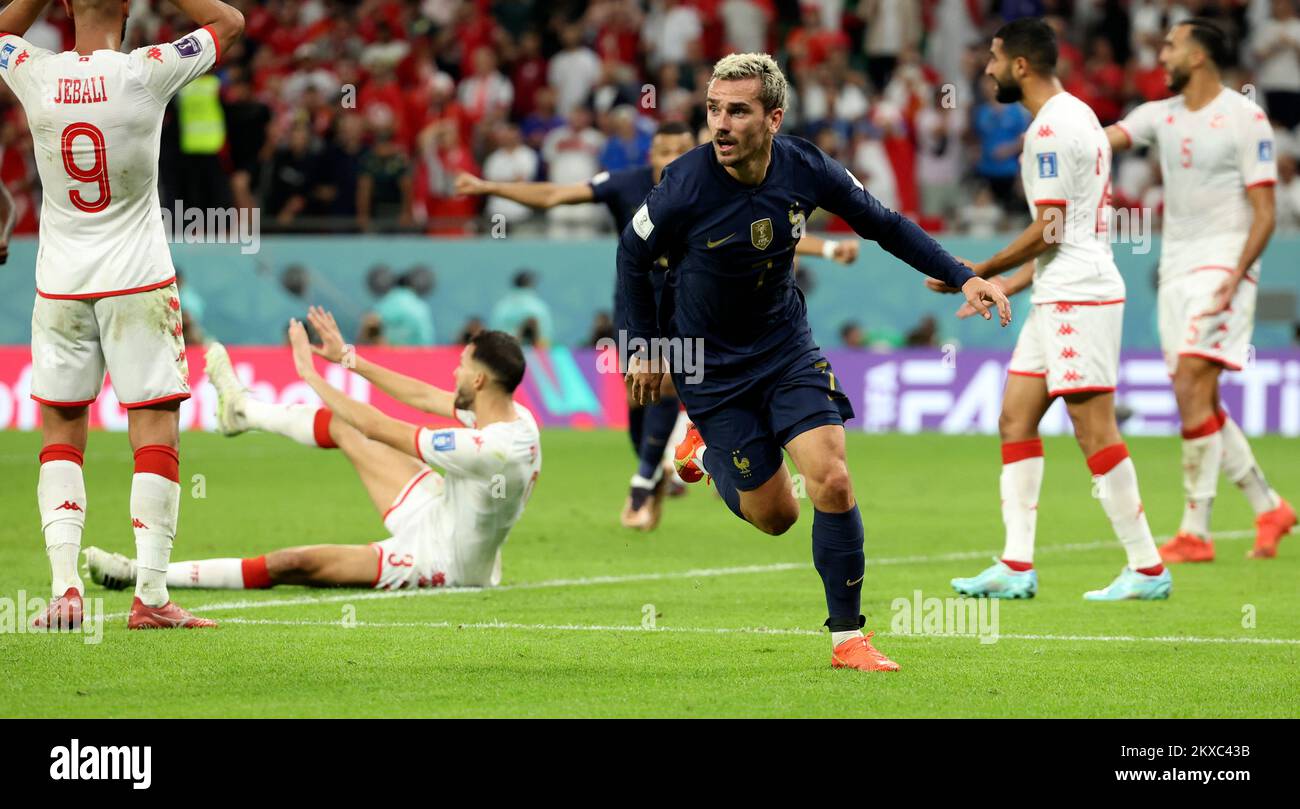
[6,0,1300,237]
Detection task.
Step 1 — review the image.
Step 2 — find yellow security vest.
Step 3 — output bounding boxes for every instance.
[178,74,225,155]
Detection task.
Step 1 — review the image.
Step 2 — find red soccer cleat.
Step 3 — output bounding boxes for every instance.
[1248,498,1297,559]
[32,587,83,631]
[673,423,706,484]
[1158,532,1216,563]
[831,631,900,672]
[127,597,217,629]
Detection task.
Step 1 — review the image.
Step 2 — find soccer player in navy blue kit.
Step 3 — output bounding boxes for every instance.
[457,123,859,531]
[619,53,1011,672]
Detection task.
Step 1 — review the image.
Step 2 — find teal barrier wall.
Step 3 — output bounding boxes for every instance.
[1,235,1294,349]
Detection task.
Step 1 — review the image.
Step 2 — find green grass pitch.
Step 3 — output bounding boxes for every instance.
[1,429,1296,718]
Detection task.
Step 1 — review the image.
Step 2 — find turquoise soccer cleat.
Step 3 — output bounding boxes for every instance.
[951,558,1038,599]
[1083,567,1173,601]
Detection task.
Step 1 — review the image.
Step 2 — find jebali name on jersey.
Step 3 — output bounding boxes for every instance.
[54,75,108,104]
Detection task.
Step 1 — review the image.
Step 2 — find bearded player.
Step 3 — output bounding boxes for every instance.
[619,53,1011,672]
[1106,19,1295,562]
[455,123,857,531]
[933,19,1171,601]
[1,0,244,629]
[86,308,540,593]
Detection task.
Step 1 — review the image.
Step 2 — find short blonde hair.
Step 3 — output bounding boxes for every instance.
[709,52,787,112]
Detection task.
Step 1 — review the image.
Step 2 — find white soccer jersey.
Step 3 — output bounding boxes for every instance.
[0,27,219,298]
[1116,88,1277,281]
[1020,92,1126,304]
[411,403,542,586]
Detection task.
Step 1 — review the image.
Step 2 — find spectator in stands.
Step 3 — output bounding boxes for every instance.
[840,321,867,349]
[457,315,486,344]
[491,270,554,348]
[905,314,940,348]
[599,105,652,170]
[589,310,616,346]
[721,0,771,55]
[223,69,272,213]
[860,0,922,92]
[972,76,1031,213]
[521,85,566,150]
[358,124,413,232]
[482,123,541,226]
[644,0,703,70]
[957,184,1005,236]
[1275,151,1300,231]
[458,46,514,129]
[550,23,602,117]
[373,267,437,346]
[540,107,606,237]
[1253,0,1300,130]
[266,121,322,228]
[916,85,967,220]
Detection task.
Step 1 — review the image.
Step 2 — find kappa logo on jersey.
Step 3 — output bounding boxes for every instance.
[15,49,28,66]
[0,43,13,69]
[432,431,456,451]
[1037,125,1054,137]
[1037,152,1058,178]
[1259,140,1274,161]
[55,501,83,512]
[146,46,163,62]
[172,34,203,58]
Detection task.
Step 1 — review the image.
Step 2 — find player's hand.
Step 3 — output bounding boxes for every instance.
[831,240,858,264]
[961,276,1012,326]
[287,319,317,379]
[1201,274,1241,317]
[956,276,1010,319]
[454,172,488,196]
[625,354,665,406]
[925,277,959,293]
[306,305,350,364]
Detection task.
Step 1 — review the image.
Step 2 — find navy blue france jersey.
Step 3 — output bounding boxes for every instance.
[617,135,976,389]
[590,166,654,231]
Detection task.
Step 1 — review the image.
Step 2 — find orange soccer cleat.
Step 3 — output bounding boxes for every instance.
[673,424,707,484]
[831,631,900,672]
[127,598,217,629]
[1158,532,1216,563]
[32,587,83,631]
[1248,498,1297,559]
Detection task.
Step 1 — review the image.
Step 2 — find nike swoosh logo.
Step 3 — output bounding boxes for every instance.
[846,575,864,587]
[706,233,735,248]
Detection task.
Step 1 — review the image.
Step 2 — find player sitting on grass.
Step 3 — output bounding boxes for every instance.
[619,52,1012,672]
[86,308,540,592]
[931,19,1170,601]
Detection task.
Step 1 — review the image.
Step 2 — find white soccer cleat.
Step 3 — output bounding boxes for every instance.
[83,546,136,591]
[204,341,249,435]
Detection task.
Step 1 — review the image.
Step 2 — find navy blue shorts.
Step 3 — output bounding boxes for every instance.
[675,349,854,491]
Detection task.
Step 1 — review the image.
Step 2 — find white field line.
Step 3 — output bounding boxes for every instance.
[101,529,1256,620]
[214,617,1300,646]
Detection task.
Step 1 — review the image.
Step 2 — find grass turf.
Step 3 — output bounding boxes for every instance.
[1,429,1296,717]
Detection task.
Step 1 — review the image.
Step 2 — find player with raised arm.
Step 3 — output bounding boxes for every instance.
[85,309,541,592]
[1105,19,1295,562]
[618,52,1011,672]
[933,19,1171,601]
[2,0,244,629]
[455,122,859,532]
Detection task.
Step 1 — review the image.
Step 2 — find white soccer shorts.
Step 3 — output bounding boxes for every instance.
[1158,269,1257,375]
[370,468,451,591]
[30,282,189,408]
[1008,300,1124,397]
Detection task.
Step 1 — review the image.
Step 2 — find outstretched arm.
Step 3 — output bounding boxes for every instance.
[305,306,456,417]
[454,173,594,209]
[795,234,858,264]
[167,0,244,54]
[0,0,52,37]
[966,202,1064,278]
[288,319,421,457]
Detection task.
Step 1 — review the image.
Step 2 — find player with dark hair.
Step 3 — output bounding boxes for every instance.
[932,17,1172,601]
[620,52,1011,672]
[1106,18,1295,561]
[86,308,541,591]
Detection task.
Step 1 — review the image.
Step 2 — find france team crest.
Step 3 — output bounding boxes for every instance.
[1038,152,1058,178]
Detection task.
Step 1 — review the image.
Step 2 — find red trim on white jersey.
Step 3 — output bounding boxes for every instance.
[120,392,190,409]
[382,469,434,523]
[1049,385,1116,397]
[1008,370,1047,378]
[37,276,176,300]
[1113,122,1133,148]
[1034,199,1068,207]
[31,394,98,408]
[202,24,221,64]
[1039,298,1126,306]
[1246,179,1276,190]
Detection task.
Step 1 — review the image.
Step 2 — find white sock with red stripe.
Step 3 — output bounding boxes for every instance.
[243,400,337,448]
[166,555,273,589]
[1219,412,1280,514]
[1088,443,1163,572]
[1179,411,1223,538]
[38,444,87,597]
[999,439,1044,566]
[132,445,181,607]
